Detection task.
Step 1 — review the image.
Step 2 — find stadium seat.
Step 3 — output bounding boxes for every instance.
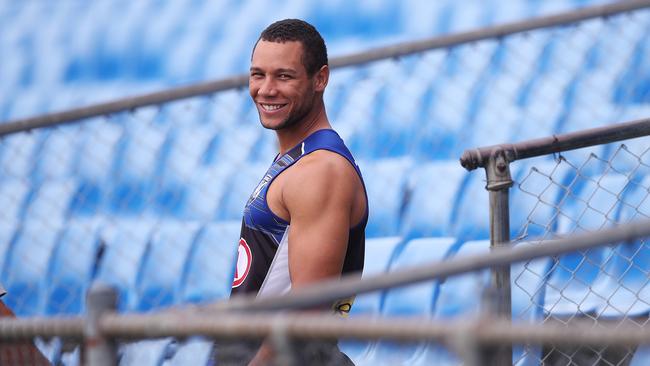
[174,164,234,221]
[510,241,554,366]
[154,124,216,215]
[545,174,632,316]
[509,157,576,240]
[93,218,156,311]
[109,122,168,214]
[32,125,82,183]
[451,172,490,241]
[357,237,456,366]
[631,346,650,366]
[180,220,240,304]
[0,178,30,224]
[44,217,103,315]
[358,158,413,237]
[0,130,42,179]
[218,162,269,220]
[582,175,650,317]
[70,119,124,216]
[409,239,491,366]
[2,218,62,316]
[340,236,403,361]
[401,161,467,239]
[119,339,173,366]
[202,125,260,168]
[0,220,17,276]
[165,337,214,365]
[22,178,77,225]
[433,240,491,318]
[136,220,201,311]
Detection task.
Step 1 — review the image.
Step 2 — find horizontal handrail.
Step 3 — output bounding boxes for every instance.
[2,0,650,136]
[213,218,650,313]
[460,117,650,171]
[2,312,650,348]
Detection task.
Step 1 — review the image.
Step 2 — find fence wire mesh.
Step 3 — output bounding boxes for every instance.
[0,4,650,366]
[510,140,650,365]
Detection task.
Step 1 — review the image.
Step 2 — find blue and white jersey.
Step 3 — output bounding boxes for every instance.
[230,129,367,312]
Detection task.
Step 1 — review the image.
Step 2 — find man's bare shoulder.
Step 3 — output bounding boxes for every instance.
[291,149,357,180]
[282,149,359,209]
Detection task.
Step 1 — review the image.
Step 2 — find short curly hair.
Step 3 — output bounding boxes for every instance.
[254,19,328,76]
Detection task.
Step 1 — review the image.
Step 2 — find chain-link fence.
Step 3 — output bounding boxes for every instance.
[1,1,650,365]
[500,139,650,365]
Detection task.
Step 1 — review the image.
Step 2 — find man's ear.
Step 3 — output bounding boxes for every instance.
[313,65,329,92]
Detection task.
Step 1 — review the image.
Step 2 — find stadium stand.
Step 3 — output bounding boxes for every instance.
[1,0,650,364]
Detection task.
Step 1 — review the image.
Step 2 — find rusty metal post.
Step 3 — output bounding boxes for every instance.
[84,284,118,366]
[484,149,514,365]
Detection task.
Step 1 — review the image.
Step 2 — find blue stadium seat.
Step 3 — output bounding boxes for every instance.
[2,219,62,316]
[401,161,467,239]
[218,162,268,220]
[510,158,576,240]
[136,220,200,311]
[509,240,555,366]
[119,339,173,366]
[359,158,413,237]
[340,236,403,361]
[175,164,234,221]
[71,119,124,216]
[22,178,77,225]
[109,122,168,214]
[408,239,491,366]
[451,172,490,241]
[583,175,650,317]
[434,240,490,319]
[32,125,81,183]
[166,337,213,366]
[0,178,30,224]
[154,124,216,215]
[544,174,631,316]
[357,237,456,366]
[0,220,17,276]
[0,130,43,180]
[631,346,650,366]
[44,217,103,315]
[180,220,240,304]
[94,218,156,311]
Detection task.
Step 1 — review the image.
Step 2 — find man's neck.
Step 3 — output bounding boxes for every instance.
[275,105,331,155]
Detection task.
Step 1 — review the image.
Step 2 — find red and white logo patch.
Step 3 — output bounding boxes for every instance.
[232,238,252,288]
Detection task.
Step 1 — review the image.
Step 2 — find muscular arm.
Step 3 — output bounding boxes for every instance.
[248,151,360,365]
[284,151,357,290]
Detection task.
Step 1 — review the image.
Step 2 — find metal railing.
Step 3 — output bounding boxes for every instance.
[1,1,650,365]
[461,118,650,364]
[1,0,649,136]
[2,219,650,365]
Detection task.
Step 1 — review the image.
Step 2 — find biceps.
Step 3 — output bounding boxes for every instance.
[288,212,349,288]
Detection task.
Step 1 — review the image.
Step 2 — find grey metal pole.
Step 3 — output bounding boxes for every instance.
[484,149,513,365]
[84,284,118,366]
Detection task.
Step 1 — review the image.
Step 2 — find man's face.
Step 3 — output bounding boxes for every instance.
[249,40,320,131]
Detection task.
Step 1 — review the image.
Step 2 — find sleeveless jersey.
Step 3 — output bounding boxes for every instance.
[230,129,367,313]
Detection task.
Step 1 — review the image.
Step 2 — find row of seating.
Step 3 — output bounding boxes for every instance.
[1,217,240,317]
[1,140,648,242]
[30,229,649,365]
[0,0,605,93]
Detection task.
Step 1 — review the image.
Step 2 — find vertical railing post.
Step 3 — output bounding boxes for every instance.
[84,284,118,366]
[484,149,513,365]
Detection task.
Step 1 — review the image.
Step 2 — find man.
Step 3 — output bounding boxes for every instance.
[225,19,368,365]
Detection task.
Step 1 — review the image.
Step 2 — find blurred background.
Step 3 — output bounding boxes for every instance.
[1,0,650,365]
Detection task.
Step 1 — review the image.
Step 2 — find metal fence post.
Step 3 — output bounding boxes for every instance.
[84,284,118,366]
[484,149,514,365]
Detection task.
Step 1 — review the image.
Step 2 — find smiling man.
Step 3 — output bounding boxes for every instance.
[225,19,368,365]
